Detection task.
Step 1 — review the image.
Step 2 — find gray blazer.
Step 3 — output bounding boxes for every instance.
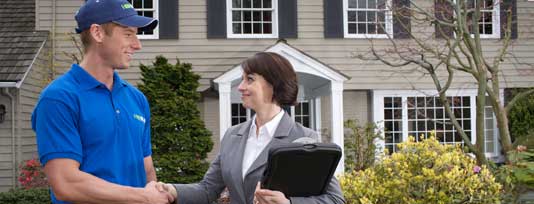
[173,113,345,204]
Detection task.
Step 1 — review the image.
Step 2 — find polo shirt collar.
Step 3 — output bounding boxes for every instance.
[71,64,128,90]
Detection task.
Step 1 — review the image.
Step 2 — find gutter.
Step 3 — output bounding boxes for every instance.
[1,88,15,188]
[0,82,16,88]
[51,0,56,79]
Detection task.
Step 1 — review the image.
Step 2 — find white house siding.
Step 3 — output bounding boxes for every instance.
[17,38,51,162]
[0,93,16,192]
[199,96,220,161]
[35,0,534,90]
[0,38,50,192]
[34,0,534,161]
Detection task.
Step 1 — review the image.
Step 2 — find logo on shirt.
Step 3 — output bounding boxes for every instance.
[133,114,146,124]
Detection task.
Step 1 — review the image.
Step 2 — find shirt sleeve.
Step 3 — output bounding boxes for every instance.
[32,98,83,166]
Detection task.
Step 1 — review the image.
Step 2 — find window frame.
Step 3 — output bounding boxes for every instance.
[373,89,501,157]
[226,0,279,38]
[230,101,315,128]
[343,0,393,39]
[454,0,501,39]
[128,0,159,39]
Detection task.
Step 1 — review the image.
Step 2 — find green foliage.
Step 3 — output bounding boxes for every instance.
[0,188,50,204]
[508,88,534,149]
[340,135,501,204]
[495,146,534,203]
[138,56,213,183]
[344,120,382,171]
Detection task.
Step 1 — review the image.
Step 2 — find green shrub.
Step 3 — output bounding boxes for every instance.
[495,145,534,203]
[138,56,213,183]
[508,88,534,149]
[344,120,382,171]
[340,135,501,204]
[0,188,50,204]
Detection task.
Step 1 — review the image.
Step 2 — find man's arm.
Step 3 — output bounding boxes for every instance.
[144,156,157,183]
[44,158,172,204]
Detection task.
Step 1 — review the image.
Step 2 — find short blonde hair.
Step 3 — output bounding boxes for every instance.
[79,22,117,52]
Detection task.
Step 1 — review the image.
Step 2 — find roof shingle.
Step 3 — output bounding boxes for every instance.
[0,0,49,83]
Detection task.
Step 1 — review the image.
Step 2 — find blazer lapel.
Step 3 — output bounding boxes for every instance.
[229,120,252,203]
[244,113,295,178]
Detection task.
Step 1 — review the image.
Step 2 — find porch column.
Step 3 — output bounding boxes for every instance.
[218,82,232,141]
[331,82,345,175]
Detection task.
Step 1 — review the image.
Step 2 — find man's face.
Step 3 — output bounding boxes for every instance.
[100,25,141,70]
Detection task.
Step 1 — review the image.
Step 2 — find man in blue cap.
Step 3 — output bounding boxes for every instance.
[31,0,172,203]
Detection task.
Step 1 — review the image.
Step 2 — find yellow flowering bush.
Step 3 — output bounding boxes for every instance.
[339,136,501,204]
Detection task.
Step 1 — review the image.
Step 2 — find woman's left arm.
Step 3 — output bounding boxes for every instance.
[254,177,345,204]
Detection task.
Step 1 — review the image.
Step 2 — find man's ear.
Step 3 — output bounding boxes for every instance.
[89,24,104,43]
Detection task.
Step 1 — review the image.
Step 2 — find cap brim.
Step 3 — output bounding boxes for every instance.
[113,15,158,32]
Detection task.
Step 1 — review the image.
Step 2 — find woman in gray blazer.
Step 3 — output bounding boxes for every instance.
[158,52,345,204]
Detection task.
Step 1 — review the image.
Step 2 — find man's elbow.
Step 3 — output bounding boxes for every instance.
[50,184,74,201]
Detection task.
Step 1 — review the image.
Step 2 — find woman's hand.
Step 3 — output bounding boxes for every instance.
[254,182,290,204]
[154,181,178,202]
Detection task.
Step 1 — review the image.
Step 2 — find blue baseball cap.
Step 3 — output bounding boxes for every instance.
[75,0,158,33]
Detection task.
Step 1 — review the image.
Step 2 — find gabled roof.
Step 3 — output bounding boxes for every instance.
[0,0,49,86]
[214,40,350,87]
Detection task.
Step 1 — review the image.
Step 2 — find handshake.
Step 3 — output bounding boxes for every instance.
[143,181,290,204]
[143,181,177,204]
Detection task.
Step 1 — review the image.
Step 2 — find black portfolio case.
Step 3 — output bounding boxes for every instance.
[261,143,341,197]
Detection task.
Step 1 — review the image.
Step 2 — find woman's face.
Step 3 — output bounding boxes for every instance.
[237,72,274,111]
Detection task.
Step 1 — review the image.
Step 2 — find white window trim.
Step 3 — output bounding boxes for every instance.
[452,0,500,39]
[373,89,502,158]
[226,0,279,39]
[134,0,159,40]
[231,101,317,128]
[343,0,393,39]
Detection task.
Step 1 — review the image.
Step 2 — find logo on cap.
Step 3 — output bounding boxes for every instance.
[121,3,134,9]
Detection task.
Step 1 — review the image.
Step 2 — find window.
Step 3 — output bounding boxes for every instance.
[464,0,500,38]
[375,90,499,156]
[295,101,311,128]
[231,103,248,125]
[344,0,392,38]
[227,0,278,38]
[127,0,158,39]
[230,101,312,128]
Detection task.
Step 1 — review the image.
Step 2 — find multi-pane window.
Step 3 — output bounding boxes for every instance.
[377,91,499,155]
[295,101,311,128]
[231,102,313,128]
[464,0,500,38]
[383,97,402,153]
[483,97,498,154]
[228,0,277,38]
[127,0,158,38]
[231,103,248,125]
[344,0,392,38]
[406,96,470,146]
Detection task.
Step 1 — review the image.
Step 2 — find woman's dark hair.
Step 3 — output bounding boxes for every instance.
[241,52,298,106]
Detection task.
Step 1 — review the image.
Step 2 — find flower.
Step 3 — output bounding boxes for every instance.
[517,145,527,152]
[473,165,481,174]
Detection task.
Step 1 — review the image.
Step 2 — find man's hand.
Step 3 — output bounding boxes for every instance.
[154,181,178,202]
[144,181,175,204]
[254,182,290,204]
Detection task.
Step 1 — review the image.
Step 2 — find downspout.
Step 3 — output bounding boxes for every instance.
[51,0,56,79]
[2,88,15,188]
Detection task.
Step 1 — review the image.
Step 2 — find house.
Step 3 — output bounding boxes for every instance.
[0,0,532,192]
[0,0,50,192]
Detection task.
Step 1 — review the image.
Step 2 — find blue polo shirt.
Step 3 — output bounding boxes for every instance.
[32,64,152,204]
